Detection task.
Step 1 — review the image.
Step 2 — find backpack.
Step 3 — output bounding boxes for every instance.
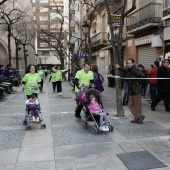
[98,74,104,83]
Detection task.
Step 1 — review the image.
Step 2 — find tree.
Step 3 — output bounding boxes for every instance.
[103,0,136,117]
[0,0,8,6]
[0,0,27,64]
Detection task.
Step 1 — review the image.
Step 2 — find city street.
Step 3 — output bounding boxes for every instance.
[0,79,170,170]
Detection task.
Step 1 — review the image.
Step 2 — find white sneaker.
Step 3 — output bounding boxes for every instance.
[99,126,107,131]
[32,116,36,122]
[57,93,60,95]
[36,117,40,123]
[60,92,62,95]
[105,126,109,132]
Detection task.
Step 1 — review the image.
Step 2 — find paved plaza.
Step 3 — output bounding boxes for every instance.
[0,79,170,170]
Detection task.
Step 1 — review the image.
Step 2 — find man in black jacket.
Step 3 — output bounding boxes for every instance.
[151,59,170,111]
[115,59,145,124]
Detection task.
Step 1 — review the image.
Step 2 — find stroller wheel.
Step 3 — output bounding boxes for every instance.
[93,127,99,134]
[23,119,27,126]
[109,125,114,132]
[82,122,88,129]
[26,126,31,130]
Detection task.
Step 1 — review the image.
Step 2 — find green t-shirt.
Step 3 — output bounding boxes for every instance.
[50,73,56,82]
[74,70,94,92]
[38,70,44,79]
[54,70,62,81]
[22,73,41,95]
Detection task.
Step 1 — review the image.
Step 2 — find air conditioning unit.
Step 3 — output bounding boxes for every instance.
[151,35,162,47]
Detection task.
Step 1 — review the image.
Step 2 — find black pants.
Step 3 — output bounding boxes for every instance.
[56,81,62,93]
[52,82,56,91]
[40,79,43,91]
[151,93,170,110]
[75,104,83,116]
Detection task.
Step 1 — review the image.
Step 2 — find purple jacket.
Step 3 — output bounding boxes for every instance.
[93,72,104,92]
[88,102,101,114]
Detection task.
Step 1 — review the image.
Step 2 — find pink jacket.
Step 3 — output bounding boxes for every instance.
[88,102,101,114]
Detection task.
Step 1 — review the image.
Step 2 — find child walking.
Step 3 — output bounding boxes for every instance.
[88,95,109,131]
[49,70,56,92]
[52,65,67,95]
[25,94,40,123]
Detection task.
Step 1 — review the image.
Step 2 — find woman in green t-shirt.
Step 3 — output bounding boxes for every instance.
[22,65,41,98]
[52,65,67,95]
[38,65,45,93]
[49,70,56,92]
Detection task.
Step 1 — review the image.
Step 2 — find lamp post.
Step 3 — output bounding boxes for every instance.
[82,21,90,62]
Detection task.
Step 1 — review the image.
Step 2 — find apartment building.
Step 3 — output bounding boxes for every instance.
[32,0,64,64]
[126,0,163,69]
[163,0,170,59]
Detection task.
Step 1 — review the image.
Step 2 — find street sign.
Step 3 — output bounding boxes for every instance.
[108,14,122,26]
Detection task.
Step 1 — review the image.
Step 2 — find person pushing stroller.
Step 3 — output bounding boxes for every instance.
[88,95,109,131]
[25,94,40,123]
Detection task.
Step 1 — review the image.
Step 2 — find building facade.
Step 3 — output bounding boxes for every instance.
[126,0,163,69]
[163,0,170,60]
[32,0,64,65]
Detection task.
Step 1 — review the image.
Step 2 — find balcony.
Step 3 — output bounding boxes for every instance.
[91,32,108,48]
[126,2,162,34]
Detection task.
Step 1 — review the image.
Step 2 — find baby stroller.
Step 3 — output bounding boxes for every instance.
[23,96,46,130]
[80,88,114,134]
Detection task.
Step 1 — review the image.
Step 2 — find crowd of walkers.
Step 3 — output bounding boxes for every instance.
[0,64,20,99]
[115,59,170,124]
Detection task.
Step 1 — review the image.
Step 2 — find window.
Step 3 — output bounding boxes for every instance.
[33,7,36,12]
[40,16,48,21]
[33,16,36,20]
[40,34,48,38]
[164,0,170,9]
[50,13,62,19]
[40,7,48,12]
[32,0,35,3]
[40,43,48,47]
[50,22,61,28]
[40,25,48,30]
[42,51,49,55]
[40,0,48,3]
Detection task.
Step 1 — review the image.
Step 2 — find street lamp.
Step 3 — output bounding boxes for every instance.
[82,21,90,62]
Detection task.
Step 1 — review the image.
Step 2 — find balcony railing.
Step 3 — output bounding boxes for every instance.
[126,2,162,33]
[91,32,108,47]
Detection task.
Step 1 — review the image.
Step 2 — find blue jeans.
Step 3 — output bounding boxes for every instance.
[123,83,129,105]
[150,84,157,102]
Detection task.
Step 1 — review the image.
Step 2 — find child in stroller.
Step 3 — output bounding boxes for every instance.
[81,88,114,134]
[25,94,40,123]
[23,94,46,130]
[88,95,109,131]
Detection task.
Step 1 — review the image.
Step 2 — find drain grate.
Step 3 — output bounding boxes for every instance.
[117,151,167,170]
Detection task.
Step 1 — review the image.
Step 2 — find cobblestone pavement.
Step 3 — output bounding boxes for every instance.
[0,79,170,170]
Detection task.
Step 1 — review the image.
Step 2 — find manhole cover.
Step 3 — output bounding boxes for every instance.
[117,151,167,170]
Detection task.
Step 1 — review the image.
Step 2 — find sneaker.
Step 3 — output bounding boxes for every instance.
[151,107,156,111]
[99,126,107,131]
[32,116,36,122]
[36,117,40,123]
[60,92,62,95]
[57,93,60,95]
[105,126,109,132]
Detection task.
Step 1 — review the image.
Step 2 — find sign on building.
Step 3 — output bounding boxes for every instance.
[107,14,122,26]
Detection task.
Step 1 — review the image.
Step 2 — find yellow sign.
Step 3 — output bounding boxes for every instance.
[110,15,122,26]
